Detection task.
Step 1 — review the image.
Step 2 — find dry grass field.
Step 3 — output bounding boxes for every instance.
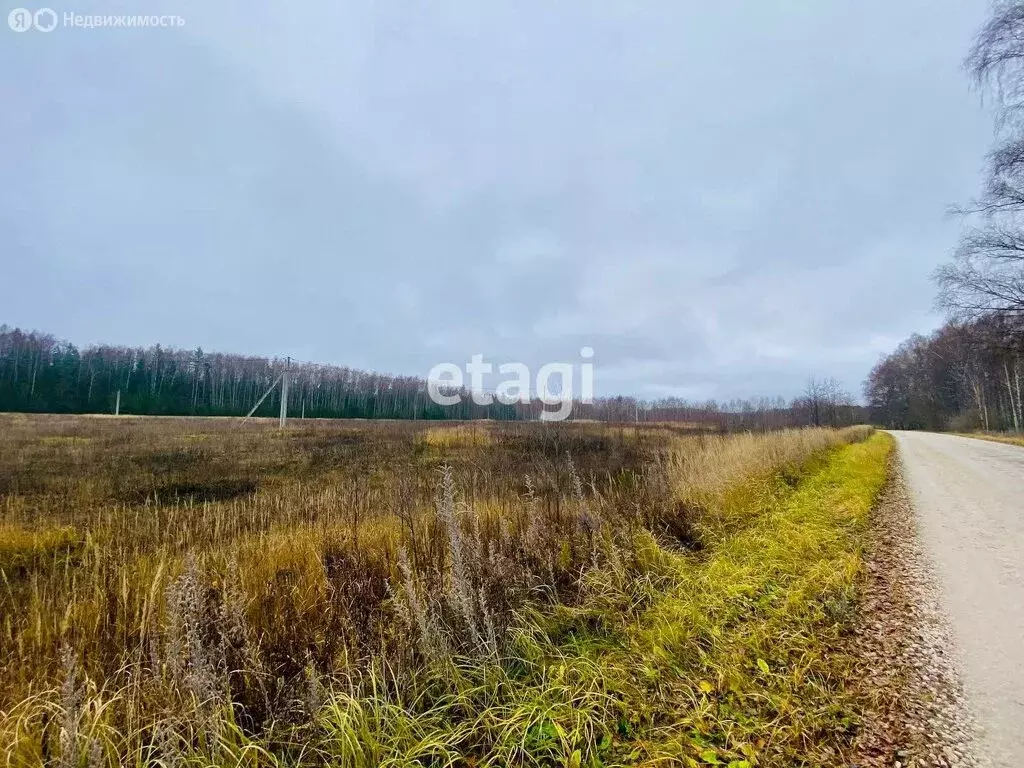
[0,414,885,767]
[958,431,1024,448]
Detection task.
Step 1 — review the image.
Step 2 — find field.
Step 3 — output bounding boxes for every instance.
[958,431,1024,448]
[0,414,885,767]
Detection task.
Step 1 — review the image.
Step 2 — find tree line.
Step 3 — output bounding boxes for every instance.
[0,325,862,429]
[866,315,1022,430]
[0,326,518,421]
[866,1,1024,432]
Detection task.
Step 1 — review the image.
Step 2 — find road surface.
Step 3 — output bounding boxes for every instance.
[892,431,1024,763]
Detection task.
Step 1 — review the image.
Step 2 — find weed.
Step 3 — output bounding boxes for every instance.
[0,414,881,766]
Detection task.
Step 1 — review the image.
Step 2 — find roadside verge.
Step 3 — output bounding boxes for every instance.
[846,441,985,767]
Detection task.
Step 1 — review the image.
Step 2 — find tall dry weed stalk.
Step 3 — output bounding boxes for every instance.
[163,555,223,707]
[57,647,84,768]
[393,546,448,662]
[436,465,485,650]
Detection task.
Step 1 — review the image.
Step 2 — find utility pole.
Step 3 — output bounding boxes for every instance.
[239,374,282,426]
[279,356,290,429]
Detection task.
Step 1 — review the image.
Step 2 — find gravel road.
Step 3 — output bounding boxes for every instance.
[892,431,1024,764]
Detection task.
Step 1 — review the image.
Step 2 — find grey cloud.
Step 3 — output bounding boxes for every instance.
[1,0,995,400]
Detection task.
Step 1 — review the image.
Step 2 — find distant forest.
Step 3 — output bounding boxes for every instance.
[866,315,1022,431]
[0,325,862,430]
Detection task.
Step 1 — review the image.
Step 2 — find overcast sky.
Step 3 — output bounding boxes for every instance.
[2,1,995,401]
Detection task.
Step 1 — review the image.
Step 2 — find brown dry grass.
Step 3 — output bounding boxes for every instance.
[0,415,669,698]
[958,431,1024,448]
[0,414,876,766]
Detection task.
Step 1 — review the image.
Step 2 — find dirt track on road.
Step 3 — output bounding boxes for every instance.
[892,431,1024,764]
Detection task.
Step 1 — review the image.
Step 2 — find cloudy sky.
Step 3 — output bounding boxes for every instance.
[2,1,995,401]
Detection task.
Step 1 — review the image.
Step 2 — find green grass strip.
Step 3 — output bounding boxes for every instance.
[609,432,893,767]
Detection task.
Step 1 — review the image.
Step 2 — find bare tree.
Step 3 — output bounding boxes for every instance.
[936,226,1024,317]
[965,0,1024,123]
[937,1,1024,317]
